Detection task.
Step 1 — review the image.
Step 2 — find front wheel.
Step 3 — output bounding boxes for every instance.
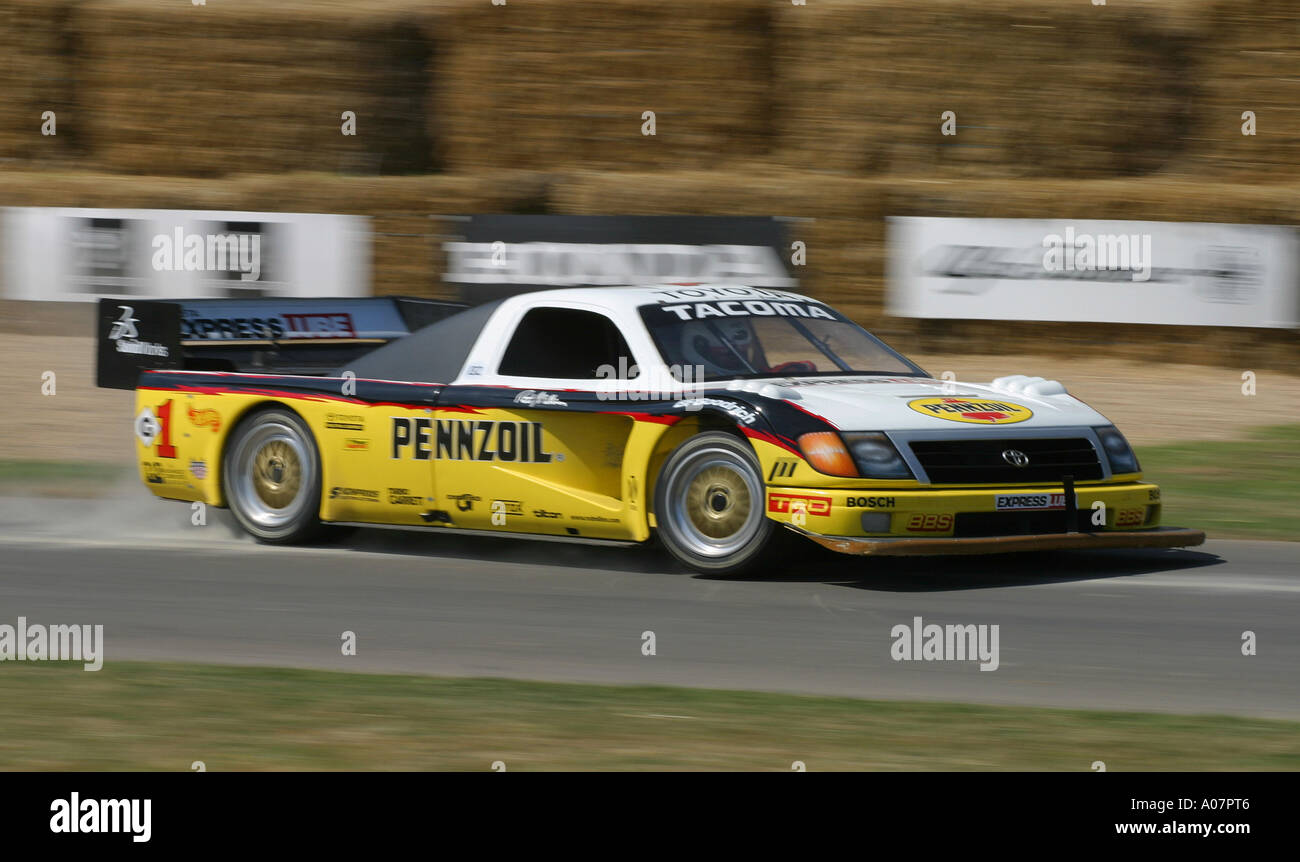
[222,407,324,543]
[653,432,781,575]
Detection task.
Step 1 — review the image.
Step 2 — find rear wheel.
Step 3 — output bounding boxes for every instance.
[653,432,781,575]
[223,407,324,543]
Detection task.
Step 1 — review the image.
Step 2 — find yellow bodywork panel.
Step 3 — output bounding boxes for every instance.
[133,388,681,542]
[134,388,1156,545]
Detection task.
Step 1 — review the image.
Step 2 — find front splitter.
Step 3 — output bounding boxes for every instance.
[792,526,1207,557]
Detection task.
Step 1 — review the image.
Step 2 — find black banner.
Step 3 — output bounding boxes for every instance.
[443,215,798,301]
[0,772,1282,849]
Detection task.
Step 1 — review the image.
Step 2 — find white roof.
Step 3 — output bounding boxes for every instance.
[491,284,825,316]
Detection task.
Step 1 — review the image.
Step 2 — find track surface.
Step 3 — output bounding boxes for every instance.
[1,494,1297,718]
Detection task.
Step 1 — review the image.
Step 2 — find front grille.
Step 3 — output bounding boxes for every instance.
[954,510,1096,538]
[909,437,1103,484]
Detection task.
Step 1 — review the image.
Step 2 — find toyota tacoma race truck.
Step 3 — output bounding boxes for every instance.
[96,286,1205,574]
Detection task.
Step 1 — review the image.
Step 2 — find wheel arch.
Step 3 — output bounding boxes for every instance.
[210,399,317,508]
[642,410,759,525]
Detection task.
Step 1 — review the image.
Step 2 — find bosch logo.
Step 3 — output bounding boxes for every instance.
[1001,449,1030,468]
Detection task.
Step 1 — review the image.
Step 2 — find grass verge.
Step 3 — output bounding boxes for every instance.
[0,459,128,498]
[0,662,1296,771]
[1139,425,1300,541]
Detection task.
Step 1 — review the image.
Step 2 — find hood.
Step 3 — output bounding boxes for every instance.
[725,374,1109,432]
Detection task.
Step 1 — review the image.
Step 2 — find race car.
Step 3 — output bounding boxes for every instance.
[97,285,1205,574]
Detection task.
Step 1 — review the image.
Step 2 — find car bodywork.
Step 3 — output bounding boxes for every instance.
[109,285,1205,567]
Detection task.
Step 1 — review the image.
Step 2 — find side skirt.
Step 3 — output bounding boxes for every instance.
[330,521,643,548]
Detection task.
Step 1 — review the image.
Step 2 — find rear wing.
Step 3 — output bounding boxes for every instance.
[95,296,468,389]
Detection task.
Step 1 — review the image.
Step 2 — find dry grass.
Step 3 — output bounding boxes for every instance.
[1,662,1296,770]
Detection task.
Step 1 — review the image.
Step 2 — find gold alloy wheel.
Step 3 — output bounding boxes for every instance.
[252,438,302,509]
[226,413,319,538]
[685,464,752,540]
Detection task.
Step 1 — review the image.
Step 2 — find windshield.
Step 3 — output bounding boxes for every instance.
[639,300,926,381]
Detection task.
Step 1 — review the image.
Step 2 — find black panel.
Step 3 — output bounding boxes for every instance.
[953,510,1098,537]
[910,437,1103,484]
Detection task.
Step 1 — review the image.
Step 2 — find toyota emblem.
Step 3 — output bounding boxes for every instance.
[1002,449,1029,467]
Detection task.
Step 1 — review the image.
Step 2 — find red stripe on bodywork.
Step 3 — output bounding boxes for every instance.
[742,427,802,456]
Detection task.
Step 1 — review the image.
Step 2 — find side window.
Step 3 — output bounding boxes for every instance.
[498,307,638,379]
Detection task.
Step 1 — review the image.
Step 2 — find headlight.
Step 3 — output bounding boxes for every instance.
[798,431,913,479]
[842,432,915,479]
[1093,425,1140,474]
[797,432,859,477]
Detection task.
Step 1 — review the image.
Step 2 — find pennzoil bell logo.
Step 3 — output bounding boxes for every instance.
[907,397,1032,425]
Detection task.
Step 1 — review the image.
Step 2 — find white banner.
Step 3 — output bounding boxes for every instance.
[887,217,1300,328]
[1,207,370,301]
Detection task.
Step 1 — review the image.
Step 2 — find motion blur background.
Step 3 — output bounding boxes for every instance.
[1,0,1298,363]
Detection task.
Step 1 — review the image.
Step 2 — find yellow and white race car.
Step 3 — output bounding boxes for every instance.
[98,285,1204,574]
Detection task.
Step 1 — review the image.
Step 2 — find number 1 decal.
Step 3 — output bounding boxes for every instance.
[156,399,177,459]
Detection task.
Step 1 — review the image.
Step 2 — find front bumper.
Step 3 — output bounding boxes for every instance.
[766,480,1165,537]
[791,525,1206,556]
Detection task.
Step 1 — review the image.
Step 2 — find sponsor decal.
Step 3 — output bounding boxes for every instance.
[907,397,1033,425]
[571,514,620,523]
[109,305,170,357]
[326,413,365,431]
[1148,488,1161,502]
[493,500,524,516]
[343,438,369,451]
[1116,508,1145,526]
[514,390,568,408]
[388,487,423,506]
[995,493,1068,511]
[847,496,895,509]
[189,459,208,480]
[905,513,954,532]
[465,363,484,377]
[447,493,480,512]
[788,376,940,387]
[533,509,562,519]
[141,461,184,484]
[330,486,379,502]
[672,397,758,425]
[391,418,554,463]
[135,407,160,448]
[658,300,834,322]
[187,406,221,432]
[767,493,832,517]
[180,312,357,341]
[768,459,798,481]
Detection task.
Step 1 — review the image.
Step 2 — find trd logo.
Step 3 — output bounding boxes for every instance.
[847,496,895,508]
[392,418,553,463]
[767,493,832,516]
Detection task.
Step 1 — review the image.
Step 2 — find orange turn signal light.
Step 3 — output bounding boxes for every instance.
[797,432,859,478]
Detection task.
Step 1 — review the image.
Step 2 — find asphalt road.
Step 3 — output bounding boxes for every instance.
[1,493,1297,718]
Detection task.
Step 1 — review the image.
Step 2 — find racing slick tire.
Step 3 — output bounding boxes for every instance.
[653,431,787,575]
[222,407,325,544]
